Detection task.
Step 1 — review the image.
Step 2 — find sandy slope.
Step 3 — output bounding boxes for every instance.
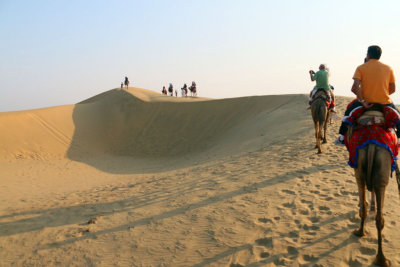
[0,88,399,266]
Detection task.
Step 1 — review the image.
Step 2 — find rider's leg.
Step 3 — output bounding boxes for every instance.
[386,103,400,138]
[329,90,336,112]
[308,88,316,107]
[335,100,363,145]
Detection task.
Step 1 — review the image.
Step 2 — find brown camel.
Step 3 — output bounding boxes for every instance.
[353,142,400,266]
[310,90,330,153]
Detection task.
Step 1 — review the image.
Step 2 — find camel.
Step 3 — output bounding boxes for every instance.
[189,85,197,97]
[124,77,129,89]
[353,143,394,266]
[310,90,330,153]
[348,108,400,266]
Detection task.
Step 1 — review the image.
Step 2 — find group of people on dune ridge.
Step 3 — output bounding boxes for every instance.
[162,81,197,97]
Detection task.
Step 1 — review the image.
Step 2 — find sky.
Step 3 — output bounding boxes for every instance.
[1,0,400,112]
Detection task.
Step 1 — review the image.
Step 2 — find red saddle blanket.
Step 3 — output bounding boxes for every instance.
[344,106,399,172]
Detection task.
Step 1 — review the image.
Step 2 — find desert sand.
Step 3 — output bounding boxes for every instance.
[0,88,399,266]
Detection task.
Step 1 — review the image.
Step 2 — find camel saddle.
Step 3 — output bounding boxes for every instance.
[344,105,399,176]
[356,110,385,127]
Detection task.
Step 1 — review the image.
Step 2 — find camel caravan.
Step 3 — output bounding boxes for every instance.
[309,45,400,266]
[162,81,197,97]
[119,77,197,98]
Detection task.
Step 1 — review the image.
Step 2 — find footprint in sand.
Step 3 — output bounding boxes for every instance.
[360,246,376,256]
[288,231,299,238]
[274,257,288,265]
[257,217,273,224]
[287,246,299,255]
[318,206,330,212]
[301,253,318,262]
[299,209,310,215]
[300,199,312,204]
[283,202,295,208]
[255,237,273,248]
[302,224,320,232]
[282,189,296,195]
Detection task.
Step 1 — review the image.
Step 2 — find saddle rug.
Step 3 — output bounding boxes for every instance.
[344,105,400,173]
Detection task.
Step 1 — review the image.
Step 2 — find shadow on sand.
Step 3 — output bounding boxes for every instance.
[66,88,309,174]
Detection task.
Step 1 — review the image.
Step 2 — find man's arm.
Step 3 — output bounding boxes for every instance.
[309,70,315,81]
[351,78,373,108]
[389,82,396,94]
[351,78,362,98]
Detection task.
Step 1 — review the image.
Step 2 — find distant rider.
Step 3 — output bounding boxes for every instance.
[308,64,336,112]
[182,83,187,97]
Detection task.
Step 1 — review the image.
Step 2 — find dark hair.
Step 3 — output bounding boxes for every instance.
[367,45,382,59]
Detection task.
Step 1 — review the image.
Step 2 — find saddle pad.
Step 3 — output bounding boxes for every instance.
[345,125,398,172]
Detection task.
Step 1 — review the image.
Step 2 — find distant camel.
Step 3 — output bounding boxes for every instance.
[124,78,129,89]
[353,143,394,266]
[310,90,330,153]
[189,85,197,97]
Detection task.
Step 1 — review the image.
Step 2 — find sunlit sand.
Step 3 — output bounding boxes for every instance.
[1,88,399,266]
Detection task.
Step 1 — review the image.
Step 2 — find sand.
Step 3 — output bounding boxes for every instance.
[0,88,399,266]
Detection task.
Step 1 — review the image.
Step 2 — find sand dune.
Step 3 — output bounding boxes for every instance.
[0,88,310,171]
[0,88,399,266]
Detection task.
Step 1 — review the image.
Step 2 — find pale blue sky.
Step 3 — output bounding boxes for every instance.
[1,0,400,111]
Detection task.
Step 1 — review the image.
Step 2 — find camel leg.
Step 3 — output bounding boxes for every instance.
[374,188,390,267]
[353,167,367,237]
[322,116,328,143]
[370,190,376,212]
[314,121,321,153]
[373,147,390,267]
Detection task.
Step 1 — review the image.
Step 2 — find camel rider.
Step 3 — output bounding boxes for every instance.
[308,64,336,112]
[335,45,398,145]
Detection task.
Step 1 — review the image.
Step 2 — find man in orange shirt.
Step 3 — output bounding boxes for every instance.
[335,45,398,145]
[352,45,395,108]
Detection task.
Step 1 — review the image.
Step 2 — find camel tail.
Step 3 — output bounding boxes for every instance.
[315,120,320,138]
[366,144,376,192]
[396,165,400,200]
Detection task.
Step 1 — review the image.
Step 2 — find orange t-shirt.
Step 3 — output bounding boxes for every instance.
[353,59,395,104]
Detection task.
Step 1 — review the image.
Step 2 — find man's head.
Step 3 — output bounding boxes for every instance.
[319,64,326,70]
[367,45,382,60]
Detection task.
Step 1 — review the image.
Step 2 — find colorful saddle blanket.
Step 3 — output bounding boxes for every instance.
[311,89,332,107]
[344,106,399,172]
